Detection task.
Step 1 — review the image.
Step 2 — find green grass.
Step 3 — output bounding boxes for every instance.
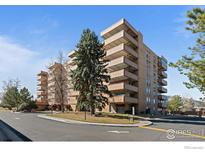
[48,112,139,124]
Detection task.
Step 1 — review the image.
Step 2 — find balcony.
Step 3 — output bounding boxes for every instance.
[158,95,168,100]
[67,75,72,81]
[158,60,167,71]
[37,75,46,80]
[108,82,138,93]
[110,69,138,82]
[48,81,55,87]
[68,50,76,58]
[37,86,47,91]
[159,79,167,86]
[69,65,77,71]
[161,63,167,71]
[107,56,138,72]
[36,98,47,102]
[109,95,138,104]
[48,77,55,82]
[37,81,47,86]
[161,71,167,78]
[68,86,74,90]
[158,87,167,93]
[48,94,55,99]
[101,19,138,39]
[104,44,137,61]
[104,30,138,50]
[67,59,75,66]
[68,90,79,96]
[69,97,77,105]
[37,76,47,82]
[37,91,47,96]
[37,71,48,78]
[159,71,167,79]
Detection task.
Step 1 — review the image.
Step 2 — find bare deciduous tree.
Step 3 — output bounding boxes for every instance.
[47,51,69,112]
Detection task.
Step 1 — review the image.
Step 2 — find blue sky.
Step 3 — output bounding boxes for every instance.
[0,5,203,100]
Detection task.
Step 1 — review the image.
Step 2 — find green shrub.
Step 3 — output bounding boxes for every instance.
[18,100,37,112]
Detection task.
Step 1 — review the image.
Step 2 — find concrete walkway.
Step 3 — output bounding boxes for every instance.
[38,114,152,127]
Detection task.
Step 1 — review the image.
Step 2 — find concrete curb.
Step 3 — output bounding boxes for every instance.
[37,114,152,127]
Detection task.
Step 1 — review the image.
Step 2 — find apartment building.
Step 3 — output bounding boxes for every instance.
[36,71,48,110]
[157,56,168,111]
[99,19,167,114]
[36,18,167,114]
[65,51,78,111]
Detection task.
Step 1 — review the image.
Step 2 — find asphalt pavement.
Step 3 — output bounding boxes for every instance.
[0,119,31,141]
[0,112,204,141]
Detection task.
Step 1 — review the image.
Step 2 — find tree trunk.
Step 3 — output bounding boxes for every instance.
[91,104,95,116]
[61,102,64,113]
[51,105,53,114]
[90,91,95,116]
[85,111,87,120]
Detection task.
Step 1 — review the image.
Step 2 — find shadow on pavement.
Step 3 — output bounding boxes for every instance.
[162,116,205,121]
[150,115,205,125]
[150,119,205,125]
[0,120,31,141]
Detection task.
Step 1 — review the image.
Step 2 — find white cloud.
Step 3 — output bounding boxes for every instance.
[0,36,37,72]
[173,11,193,39]
[0,35,50,97]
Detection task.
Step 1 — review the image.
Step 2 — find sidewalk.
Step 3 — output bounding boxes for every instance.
[38,114,152,127]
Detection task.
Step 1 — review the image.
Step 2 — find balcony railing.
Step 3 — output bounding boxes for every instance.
[158,95,168,100]
[37,81,47,86]
[158,87,167,93]
[37,91,47,96]
[104,43,138,60]
[68,90,79,96]
[67,65,77,71]
[37,76,47,81]
[69,97,77,105]
[104,30,138,50]
[107,56,138,72]
[48,82,55,87]
[161,71,167,78]
[159,79,167,86]
[109,95,138,104]
[37,86,47,91]
[158,58,167,71]
[67,59,75,66]
[159,71,167,78]
[108,82,138,92]
[68,50,76,58]
[162,79,167,86]
[110,69,138,82]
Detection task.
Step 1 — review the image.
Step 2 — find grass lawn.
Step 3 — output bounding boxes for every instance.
[48,112,139,124]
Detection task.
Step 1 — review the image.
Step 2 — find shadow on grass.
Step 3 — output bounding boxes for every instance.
[0,120,31,141]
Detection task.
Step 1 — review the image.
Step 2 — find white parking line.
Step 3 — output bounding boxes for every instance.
[107,130,130,134]
[15,117,20,120]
